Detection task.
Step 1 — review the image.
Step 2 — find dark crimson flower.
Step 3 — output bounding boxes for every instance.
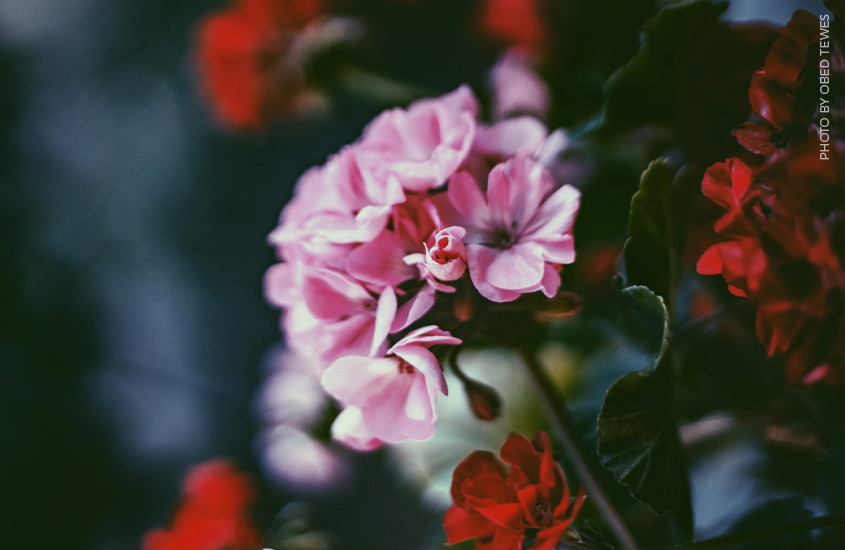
[733,10,820,155]
[444,431,584,550]
[194,0,324,129]
[143,459,261,550]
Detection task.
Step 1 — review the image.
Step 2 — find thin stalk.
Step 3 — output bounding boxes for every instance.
[519,349,639,549]
[657,513,845,550]
[335,65,433,105]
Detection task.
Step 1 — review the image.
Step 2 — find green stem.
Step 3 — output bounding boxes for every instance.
[334,65,433,105]
[519,349,639,549]
[657,514,845,550]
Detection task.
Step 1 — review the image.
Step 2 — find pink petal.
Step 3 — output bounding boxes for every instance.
[448,171,492,229]
[393,325,462,348]
[489,49,550,121]
[371,287,397,356]
[487,157,552,234]
[301,270,371,320]
[331,407,383,451]
[477,242,546,290]
[264,263,299,307]
[391,285,436,332]
[346,230,416,287]
[532,234,575,265]
[524,183,580,237]
[404,374,435,421]
[391,345,448,396]
[321,355,398,406]
[537,263,562,298]
[475,117,548,158]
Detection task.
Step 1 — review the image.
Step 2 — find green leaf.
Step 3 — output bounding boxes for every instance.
[597,284,693,540]
[600,0,728,131]
[623,159,698,308]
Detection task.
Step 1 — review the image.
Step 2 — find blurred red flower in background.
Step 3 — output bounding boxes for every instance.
[479,0,547,55]
[143,459,261,550]
[444,431,584,550]
[195,0,324,129]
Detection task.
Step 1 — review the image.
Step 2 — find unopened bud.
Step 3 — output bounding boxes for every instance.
[463,378,502,421]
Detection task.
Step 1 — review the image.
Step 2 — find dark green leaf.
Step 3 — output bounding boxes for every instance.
[600,0,729,130]
[597,285,693,540]
[623,160,698,307]
[727,498,813,550]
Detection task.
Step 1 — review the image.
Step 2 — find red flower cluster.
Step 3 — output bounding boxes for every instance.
[733,10,819,156]
[143,459,261,550]
[698,144,845,385]
[698,5,845,386]
[194,0,324,129]
[444,432,585,550]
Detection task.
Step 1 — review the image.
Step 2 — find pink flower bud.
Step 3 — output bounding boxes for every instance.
[425,226,467,281]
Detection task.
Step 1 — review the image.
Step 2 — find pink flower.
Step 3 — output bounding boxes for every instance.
[321,326,461,445]
[355,86,479,192]
[269,147,406,267]
[489,49,550,121]
[447,155,580,302]
[264,264,397,365]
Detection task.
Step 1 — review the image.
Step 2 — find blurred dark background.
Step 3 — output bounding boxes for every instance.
[0,0,820,549]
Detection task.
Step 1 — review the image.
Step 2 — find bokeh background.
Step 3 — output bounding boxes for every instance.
[0,0,825,549]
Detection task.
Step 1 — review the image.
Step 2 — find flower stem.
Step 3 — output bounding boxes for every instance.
[335,65,433,106]
[656,513,845,550]
[519,348,639,549]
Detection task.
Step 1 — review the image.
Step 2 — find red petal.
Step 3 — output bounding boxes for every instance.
[463,473,517,508]
[701,162,735,210]
[763,36,806,88]
[531,524,569,550]
[781,9,820,51]
[697,244,725,275]
[450,451,507,507]
[443,505,496,544]
[500,433,541,486]
[489,526,524,550]
[726,158,753,203]
[471,502,526,530]
[733,122,777,156]
[748,72,802,129]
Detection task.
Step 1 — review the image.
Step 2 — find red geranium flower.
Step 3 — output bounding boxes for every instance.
[696,157,767,297]
[479,0,547,55]
[444,432,585,550]
[143,459,261,550]
[194,0,324,129]
[733,10,819,155]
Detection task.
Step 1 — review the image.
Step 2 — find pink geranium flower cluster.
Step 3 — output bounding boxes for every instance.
[265,86,580,449]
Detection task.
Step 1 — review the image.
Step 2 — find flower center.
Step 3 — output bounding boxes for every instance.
[533,501,553,527]
[492,228,515,249]
[397,359,416,375]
